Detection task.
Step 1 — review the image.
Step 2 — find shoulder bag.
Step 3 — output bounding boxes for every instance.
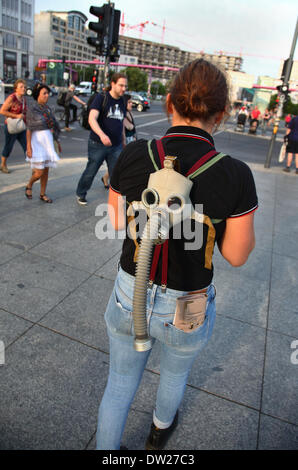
[7,98,26,134]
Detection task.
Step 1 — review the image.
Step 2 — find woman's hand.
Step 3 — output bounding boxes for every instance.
[58,142,62,154]
[26,147,32,158]
[17,113,24,119]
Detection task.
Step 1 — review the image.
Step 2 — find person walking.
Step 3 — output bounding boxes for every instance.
[124,94,137,144]
[283,114,298,174]
[25,83,61,202]
[95,59,258,450]
[63,84,86,131]
[0,78,27,173]
[76,73,127,205]
[261,108,271,135]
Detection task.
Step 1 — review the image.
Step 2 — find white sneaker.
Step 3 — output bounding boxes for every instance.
[77,196,87,206]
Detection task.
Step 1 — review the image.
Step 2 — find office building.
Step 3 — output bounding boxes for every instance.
[0,0,34,79]
[34,10,98,67]
[118,35,243,82]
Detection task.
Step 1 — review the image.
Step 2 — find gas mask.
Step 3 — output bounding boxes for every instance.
[129,156,209,352]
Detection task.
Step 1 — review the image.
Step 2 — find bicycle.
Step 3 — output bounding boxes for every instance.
[55,104,87,128]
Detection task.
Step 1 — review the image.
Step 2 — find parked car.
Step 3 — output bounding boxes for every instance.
[130,92,150,112]
[75,82,93,96]
[4,78,56,97]
[26,80,57,97]
[25,80,39,96]
[4,78,14,93]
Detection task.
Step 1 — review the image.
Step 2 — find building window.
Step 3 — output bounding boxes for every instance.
[21,37,29,51]
[3,33,18,48]
[2,14,18,31]
[21,20,31,35]
[68,15,74,29]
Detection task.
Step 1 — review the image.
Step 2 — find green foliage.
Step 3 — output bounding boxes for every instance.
[150,80,166,97]
[268,93,298,116]
[122,67,148,92]
[268,93,278,111]
[283,96,298,116]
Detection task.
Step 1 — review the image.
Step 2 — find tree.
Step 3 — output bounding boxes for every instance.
[268,93,298,116]
[150,80,166,98]
[122,67,148,92]
[268,93,279,111]
[283,96,298,116]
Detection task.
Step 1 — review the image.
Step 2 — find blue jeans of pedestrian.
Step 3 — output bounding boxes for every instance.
[96,267,216,450]
[76,139,122,198]
[1,124,26,158]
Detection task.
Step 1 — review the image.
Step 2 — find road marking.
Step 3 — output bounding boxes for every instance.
[137,117,169,129]
[133,112,164,119]
[71,137,85,141]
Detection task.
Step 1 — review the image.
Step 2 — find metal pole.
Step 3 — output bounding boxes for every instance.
[264,17,298,168]
[103,55,110,90]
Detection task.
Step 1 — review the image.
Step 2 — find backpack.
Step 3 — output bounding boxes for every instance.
[81,92,109,130]
[147,138,226,289]
[56,90,67,106]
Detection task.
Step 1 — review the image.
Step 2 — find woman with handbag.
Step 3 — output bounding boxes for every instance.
[25,83,61,203]
[0,79,27,173]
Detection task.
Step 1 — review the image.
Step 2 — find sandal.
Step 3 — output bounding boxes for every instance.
[40,194,53,203]
[25,186,32,199]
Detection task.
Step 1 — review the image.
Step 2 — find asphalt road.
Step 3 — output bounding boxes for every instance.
[0,97,286,168]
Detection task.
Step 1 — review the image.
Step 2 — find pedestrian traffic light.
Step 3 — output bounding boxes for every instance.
[91,69,99,92]
[87,4,111,56]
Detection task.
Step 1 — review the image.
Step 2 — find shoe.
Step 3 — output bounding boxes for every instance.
[145,411,178,450]
[101,176,109,189]
[283,167,290,173]
[25,186,32,199]
[0,166,10,173]
[64,127,72,131]
[40,194,53,203]
[77,196,88,206]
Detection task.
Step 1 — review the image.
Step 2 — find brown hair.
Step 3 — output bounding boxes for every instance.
[111,72,127,84]
[32,82,51,101]
[168,59,229,122]
[105,73,127,92]
[13,79,26,91]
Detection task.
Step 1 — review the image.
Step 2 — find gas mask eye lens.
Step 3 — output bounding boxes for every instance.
[142,188,159,208]
[167,196,183,211]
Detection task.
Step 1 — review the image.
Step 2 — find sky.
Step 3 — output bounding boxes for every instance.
[35,0,298,81]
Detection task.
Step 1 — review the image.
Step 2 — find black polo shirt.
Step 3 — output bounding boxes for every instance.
[111,126,258,291]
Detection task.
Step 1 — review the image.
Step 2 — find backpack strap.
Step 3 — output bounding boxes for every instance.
[187,152,227,179]
[147,139,226,291]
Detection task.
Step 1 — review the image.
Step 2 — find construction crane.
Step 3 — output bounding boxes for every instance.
[120,14,149,40]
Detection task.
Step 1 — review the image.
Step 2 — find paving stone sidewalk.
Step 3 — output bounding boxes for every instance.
[0,157,297,450]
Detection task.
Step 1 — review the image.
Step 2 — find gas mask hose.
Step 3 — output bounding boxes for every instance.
[132,211,166,352]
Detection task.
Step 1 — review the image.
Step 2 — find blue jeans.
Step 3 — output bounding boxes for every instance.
[76,139,122,198]
[1,124,26,158]
[96,267,216,450]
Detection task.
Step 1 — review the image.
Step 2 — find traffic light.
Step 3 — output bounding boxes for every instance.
[87,4,111,56]
[91,69,99,92]
[276,84,289,94]
[109,9,121,61]
[109,45,120,62]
